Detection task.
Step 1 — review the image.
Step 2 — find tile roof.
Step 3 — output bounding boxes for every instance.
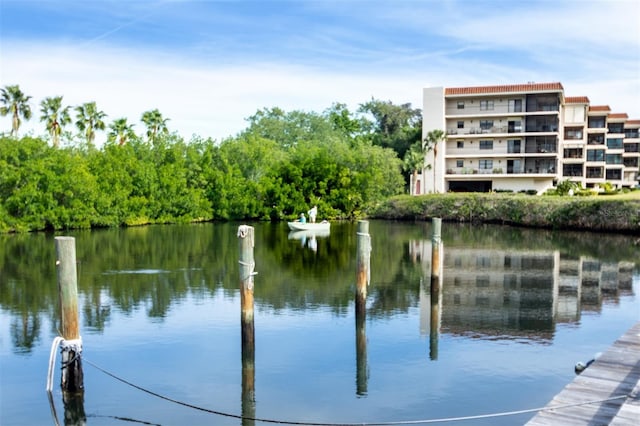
[608,113,629,119]
[589,105,611,112]
[445,82,563,96]
[565,96,589,104]
[626,119,640,125]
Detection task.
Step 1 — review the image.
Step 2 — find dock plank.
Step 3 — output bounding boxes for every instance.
[526,321,640,425]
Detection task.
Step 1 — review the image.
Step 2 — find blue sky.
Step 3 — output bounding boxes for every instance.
[1,0,639,143]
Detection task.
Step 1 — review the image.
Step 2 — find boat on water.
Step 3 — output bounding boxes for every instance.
[287,220,330,232]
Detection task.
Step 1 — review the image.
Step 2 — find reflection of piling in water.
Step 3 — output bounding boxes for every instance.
[355,220,370,395]
[63,392,86,425]
[55,237,84,394]
[356,304,368,396]
[430,219,443,361]
[237,226,256,425]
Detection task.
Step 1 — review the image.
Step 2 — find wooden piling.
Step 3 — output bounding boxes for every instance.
[55,236,84,393]
[355,220,370,395]
[429,219,443,361]
[356,307,368,396]
[237,225,255,357]
[237,225,256,425]
[355,220,370,317]
[430,218,442,280]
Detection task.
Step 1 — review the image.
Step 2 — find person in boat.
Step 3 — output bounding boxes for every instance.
[308,205,317,223]
[299,213,306,223]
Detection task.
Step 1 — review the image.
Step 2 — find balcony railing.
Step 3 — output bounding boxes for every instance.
[446,168,556,175]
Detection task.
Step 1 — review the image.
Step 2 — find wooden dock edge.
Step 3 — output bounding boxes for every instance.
[526,321,640,425]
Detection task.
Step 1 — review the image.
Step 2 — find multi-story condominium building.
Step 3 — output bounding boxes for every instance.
[416,82,640,194]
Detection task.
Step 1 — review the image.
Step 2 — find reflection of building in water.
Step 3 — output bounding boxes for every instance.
[411,240,636,341]
[443,249,559,339]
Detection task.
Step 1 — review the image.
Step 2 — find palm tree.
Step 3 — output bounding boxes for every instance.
[141,109,169,144]
[75,102,107,147]
[0,84,32,137]
[108,118,135,146]
[40,96,71,148]
[403,141,427,195]
[423,129,445,193]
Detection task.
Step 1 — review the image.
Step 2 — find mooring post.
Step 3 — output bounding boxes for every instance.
[430,218,442,281]
[55,236,84,393]
[355,220,370,319]
[237,225,256,352]
[237,225,256,425]
[429,218,443,360]
[355,220,370,395]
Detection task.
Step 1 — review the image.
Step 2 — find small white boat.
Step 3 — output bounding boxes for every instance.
[287,220,330,232]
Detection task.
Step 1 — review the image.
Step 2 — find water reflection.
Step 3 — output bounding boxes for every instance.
[411,240,637,343]
[287,229,330,252]
[0,222,637,355]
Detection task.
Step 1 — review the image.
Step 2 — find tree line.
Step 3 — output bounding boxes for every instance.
[0,84,431,232]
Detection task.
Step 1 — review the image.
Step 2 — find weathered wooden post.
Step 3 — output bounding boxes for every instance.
[429,218,443,360]
[237,226,255,426]
[55,236,84,393]
[355,220,370,315]
[430,218,442,281]
[355,220,370,395]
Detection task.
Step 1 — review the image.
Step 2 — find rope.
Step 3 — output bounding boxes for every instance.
[83,358,631,425]
[47,337,64,392]
[47,336,83,392]
[237,225,254,247]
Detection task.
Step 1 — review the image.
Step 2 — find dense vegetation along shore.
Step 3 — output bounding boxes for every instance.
[369,192,640,235]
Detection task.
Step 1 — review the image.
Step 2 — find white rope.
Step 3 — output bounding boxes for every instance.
[238,259,258,285]
[237,225,254,247]
[46,336,82,392]
[47,337,64,392]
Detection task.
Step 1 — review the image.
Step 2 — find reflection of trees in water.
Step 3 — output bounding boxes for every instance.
[10,312,41,354]
[1,221,637,353]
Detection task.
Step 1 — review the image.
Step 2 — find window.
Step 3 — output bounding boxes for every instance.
[564,127,583,140]
[586,167,603,178]
[563,164,583,177]
[480,120,493,130]
[606,138,623,149]
[457,141,464,148]
[608,123,624,134]
[457,101,465,109]
[606,169,622,180]
[508,99,522,113]
[479,140,493,150]
[586,149,604,162]
[479,159,493,169]
[605,154,622,165]
[456,160,464,168]
[624,128,639,138]
[588,117,606,129]
[507,139,521,153]
[457,121,464,129]
[480,100,494,111]
[588,134,605,145]
[508,120,522,133]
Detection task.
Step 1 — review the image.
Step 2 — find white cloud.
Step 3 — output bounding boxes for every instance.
[0,42,429,143]
[2,0,639,149]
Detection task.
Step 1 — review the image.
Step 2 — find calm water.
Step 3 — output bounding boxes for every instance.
[1,221,638,426]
